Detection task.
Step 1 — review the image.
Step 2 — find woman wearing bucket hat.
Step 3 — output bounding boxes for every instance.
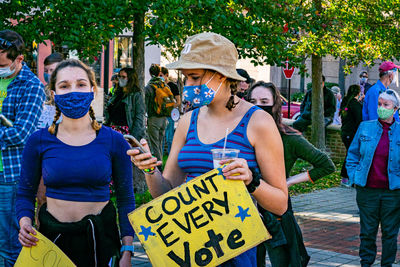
[128,32,287,266]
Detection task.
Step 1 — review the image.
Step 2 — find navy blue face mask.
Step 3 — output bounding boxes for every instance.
[54,91,94,119]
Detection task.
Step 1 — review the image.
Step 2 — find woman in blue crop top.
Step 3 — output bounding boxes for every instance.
[128,32,288,266]
[16,59,135,266]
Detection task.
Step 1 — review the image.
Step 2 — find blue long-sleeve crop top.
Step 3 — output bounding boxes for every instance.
[16,126,135,237]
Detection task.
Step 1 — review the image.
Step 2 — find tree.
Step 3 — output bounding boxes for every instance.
[1,0,132,59]
[3,0,400,150]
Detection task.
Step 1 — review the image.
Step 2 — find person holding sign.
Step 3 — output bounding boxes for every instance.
[16,59,135,266]
[247,81,335,266]
[128,32,288,266]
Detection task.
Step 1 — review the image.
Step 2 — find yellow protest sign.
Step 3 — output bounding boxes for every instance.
[15,230,76,267]
[129,168,270,267]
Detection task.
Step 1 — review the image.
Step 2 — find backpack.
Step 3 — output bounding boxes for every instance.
[151,80,176,117]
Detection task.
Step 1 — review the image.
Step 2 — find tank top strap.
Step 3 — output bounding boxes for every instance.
[233,105,260,135]
[186,108,200,140]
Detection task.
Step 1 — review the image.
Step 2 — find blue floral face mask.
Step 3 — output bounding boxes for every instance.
[182,73,222,109]
[54,89,94,119]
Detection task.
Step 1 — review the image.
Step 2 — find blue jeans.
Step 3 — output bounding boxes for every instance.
[356,186,400,267]
[0,182,21,267]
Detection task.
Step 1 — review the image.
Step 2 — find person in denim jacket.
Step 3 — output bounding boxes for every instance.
[346,89,400,267]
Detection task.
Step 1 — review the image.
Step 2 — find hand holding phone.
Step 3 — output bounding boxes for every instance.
[123,135,146,153]
[124,135,159,174]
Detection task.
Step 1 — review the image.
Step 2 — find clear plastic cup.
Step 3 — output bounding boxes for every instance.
[211,148,240,169]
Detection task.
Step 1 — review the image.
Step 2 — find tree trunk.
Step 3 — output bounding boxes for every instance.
[132,8,147,195]
[311,55,325,150]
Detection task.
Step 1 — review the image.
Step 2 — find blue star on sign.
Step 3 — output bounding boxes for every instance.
[217,167,226,179]
[139,225,156,241]
[235,206,251,222]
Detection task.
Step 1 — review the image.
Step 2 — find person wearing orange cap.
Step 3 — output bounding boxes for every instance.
[362,61,400,121]
[128,32,288,266]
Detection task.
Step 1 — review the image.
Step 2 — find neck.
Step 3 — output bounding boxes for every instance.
[380,77,391,88]
[59,114,93,133]
[206,87,239,117]
[382,116,394,124]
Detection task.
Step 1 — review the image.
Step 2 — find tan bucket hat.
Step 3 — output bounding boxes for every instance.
[166,32,246,81]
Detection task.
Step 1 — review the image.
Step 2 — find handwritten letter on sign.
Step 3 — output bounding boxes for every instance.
[15,230,76,267]
[128,168,270,267]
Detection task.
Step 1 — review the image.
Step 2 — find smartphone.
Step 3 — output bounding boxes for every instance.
[123,135,146,154]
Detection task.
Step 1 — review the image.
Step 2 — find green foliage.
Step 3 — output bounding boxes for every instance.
[2,0,400,69]
[291,92,305,102]
[289,160,342,196]
[1,0,133,60]
[135,190,153,206]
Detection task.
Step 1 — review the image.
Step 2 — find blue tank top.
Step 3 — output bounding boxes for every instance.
[178,106,260,181]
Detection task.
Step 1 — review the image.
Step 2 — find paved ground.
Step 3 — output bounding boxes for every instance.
[132,187,400,266]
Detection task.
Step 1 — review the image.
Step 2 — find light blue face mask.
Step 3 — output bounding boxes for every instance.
[0,61,16,78]
[182,73,222,109]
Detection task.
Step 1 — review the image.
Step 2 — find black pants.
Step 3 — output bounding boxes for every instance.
[39,202,121,267]
[356,187,400,267]
[340,134,354,178]
[257,199,310,267]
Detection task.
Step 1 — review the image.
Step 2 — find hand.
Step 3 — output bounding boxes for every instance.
[126,139,162,173]
[220,158,252,185]
[19,217,38,247]
[119,251,132,267]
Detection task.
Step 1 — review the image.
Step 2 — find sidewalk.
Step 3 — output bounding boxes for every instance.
[132,187,400,266]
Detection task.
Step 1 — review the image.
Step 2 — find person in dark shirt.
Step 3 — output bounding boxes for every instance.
[247,81,335,267]
[160,67,181,154]
[359,71,372,96]
[105,67,146,140]
[339,84,363,186]
[293,75,336,132]
[346,89,400,266]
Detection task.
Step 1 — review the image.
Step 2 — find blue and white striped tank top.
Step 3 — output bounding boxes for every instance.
[178,106,260,181]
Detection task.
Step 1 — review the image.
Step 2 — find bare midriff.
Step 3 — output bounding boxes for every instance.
[46,197,109,222]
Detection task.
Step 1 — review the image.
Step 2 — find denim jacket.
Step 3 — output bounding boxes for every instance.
[346,120,400,189]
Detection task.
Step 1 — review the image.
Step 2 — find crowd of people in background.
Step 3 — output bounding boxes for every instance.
[0,27,399,267]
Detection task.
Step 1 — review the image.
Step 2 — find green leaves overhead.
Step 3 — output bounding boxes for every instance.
[1,0,400,70]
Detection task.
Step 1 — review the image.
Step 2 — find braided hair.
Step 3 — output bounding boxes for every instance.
[225,78,240,111]
[47,59,102,135]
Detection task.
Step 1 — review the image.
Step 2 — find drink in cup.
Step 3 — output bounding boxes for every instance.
[211,148,240,169]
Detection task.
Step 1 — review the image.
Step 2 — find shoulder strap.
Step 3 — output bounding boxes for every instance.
[234,106,259,135]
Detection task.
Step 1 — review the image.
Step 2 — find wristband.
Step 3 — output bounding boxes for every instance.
[120,245,134,254]
[247,168,261,193]
[144,167,156,174]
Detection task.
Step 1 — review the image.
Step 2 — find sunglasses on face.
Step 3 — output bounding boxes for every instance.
[0,38,14,50]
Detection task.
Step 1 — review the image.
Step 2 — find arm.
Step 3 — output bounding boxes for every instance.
[111,133,135,239]
[0,80,45,148]
[300,92,308,114]
[127,112,191,198]
[365,89,379,121]
[325,90,337,118]
[248,111,288,215]
[126,93,146,140]
[345,124,362,181]
[16,131,42,247]
[287,135,335,186]
[352,100,363,129]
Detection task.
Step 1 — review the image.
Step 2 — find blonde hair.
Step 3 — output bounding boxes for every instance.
[48,59,101,135]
